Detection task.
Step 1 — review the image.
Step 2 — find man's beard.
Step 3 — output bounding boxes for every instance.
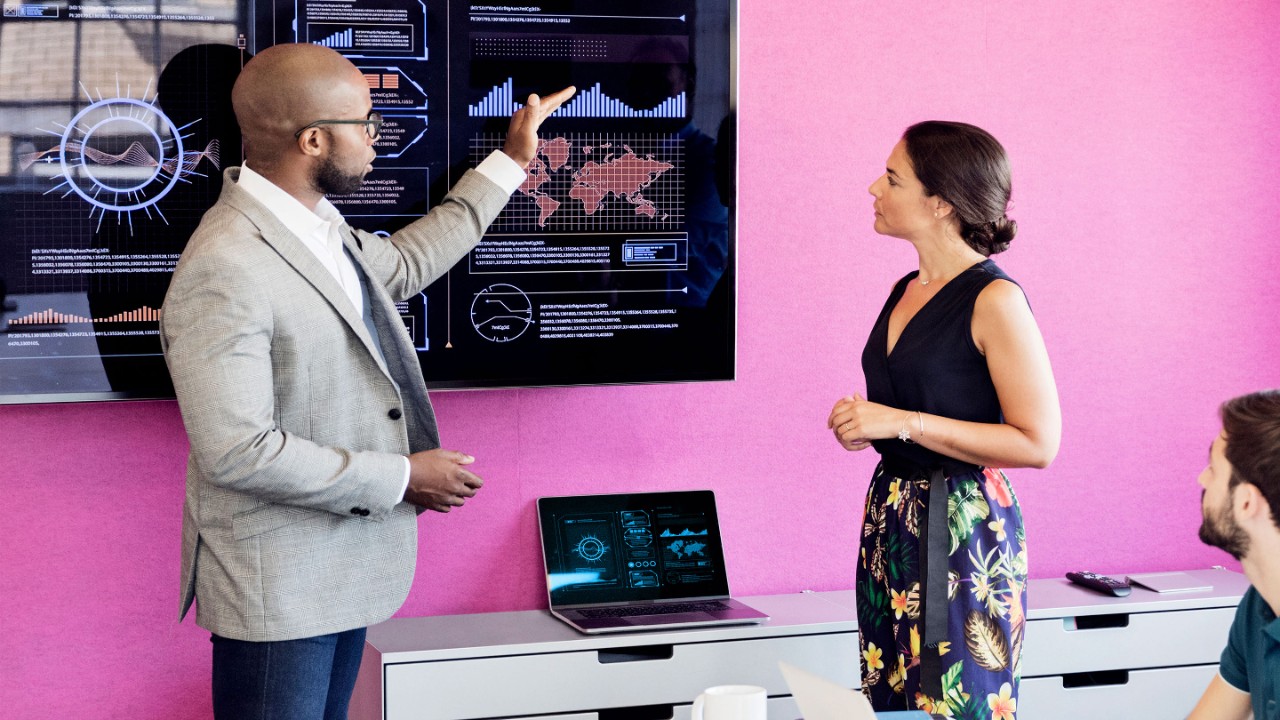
[1198,491,1250,560]
[314,151,366,196]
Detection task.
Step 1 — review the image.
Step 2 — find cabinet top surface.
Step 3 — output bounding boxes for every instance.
[1024,567,1249,616]
[366,569,1249,662]
[365,591,857,661]
[818,568,1248,618]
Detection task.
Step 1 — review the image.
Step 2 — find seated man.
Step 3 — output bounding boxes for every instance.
[1187,389,1280,720]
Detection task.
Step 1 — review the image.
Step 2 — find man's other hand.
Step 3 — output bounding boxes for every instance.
[405,449,484,513]
[502,86,577,168]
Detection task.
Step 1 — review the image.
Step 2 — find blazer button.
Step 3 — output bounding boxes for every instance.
[388,408,403,420]
[350,507,368,516]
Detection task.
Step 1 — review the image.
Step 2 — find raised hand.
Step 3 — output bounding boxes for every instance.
[502,86,577,168]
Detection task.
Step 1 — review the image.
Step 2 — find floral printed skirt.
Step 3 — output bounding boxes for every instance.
[856,461,1027,719]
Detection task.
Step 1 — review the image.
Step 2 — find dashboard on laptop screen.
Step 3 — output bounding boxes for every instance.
[539,491,730,605]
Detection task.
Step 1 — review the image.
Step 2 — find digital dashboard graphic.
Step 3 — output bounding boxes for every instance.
[470,79,686,119]
[0,0,735,402]
[542,493,727,603]
[477,133,682,231]
[21,91,222,233]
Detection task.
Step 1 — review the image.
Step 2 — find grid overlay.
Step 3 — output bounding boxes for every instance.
[471,132,684,233]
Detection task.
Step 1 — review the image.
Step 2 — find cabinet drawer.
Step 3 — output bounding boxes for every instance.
[1022,607,1234,676]
[384,633,855,720]
[492,696,800,720]
[1020,664,1217,720]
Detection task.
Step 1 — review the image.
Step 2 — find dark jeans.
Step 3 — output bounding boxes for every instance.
[211,627,367,720]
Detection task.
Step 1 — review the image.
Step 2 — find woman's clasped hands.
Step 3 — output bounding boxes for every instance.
[828,393,904,451]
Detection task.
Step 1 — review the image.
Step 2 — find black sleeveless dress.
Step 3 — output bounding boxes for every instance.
[856,259,1027,718]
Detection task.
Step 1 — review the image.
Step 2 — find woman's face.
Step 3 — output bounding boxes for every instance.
[868,139,937,240]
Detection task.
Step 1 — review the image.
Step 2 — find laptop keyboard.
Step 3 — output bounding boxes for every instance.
[577,601,731,619]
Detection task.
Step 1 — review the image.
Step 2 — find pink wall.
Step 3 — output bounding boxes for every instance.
[4,2,1280,717]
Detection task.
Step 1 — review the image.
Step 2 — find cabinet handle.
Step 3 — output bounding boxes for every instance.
[1062,670,1130,688]
[1063,614,1130,631]
[598,644,675,664]
[598,704,675,720]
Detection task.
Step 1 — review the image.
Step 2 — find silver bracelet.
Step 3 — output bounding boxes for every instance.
[899,411,925,444]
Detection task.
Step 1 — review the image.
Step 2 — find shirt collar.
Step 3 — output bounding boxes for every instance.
[1249,589,1280,638]
[236,163,345,241]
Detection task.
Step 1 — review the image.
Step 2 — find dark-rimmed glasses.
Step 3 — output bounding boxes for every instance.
[294,110,383,141]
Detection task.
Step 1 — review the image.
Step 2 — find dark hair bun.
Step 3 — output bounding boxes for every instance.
[902,121,1016,256]
[963,216,1017,257]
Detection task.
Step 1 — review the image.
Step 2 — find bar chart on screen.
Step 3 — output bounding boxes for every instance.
[469,79,686,119]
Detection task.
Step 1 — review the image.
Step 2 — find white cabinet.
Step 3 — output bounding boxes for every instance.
[1017,568,1248,720]
[818,568,1247,719]
[350,593,856,720]
[352,569,1247,720]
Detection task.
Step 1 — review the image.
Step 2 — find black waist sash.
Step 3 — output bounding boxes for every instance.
[880,453,978,701]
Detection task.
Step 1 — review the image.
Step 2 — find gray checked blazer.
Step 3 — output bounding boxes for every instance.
[161,167,508,641]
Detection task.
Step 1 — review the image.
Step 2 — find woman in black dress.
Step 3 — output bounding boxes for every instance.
[827,121,1061,719]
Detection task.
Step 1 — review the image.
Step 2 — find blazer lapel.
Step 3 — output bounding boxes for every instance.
[342,227,434,401]
[219,175,392,379]
[342,225,441,447]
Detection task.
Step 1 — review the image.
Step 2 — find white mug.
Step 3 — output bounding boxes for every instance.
[690,684,767,720]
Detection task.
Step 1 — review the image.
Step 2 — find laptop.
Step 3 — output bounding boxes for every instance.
[779,662,934,720]
[537,490,769,634]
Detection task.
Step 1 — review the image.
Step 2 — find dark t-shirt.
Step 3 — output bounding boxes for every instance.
[1219,585,1280,720]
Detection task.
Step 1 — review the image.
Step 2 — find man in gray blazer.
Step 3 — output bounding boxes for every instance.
[161,43,572,719]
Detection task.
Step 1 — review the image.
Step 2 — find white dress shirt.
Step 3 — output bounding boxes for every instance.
[234,151,525,500]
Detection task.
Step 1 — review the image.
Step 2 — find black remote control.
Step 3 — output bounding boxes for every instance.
[1066,571,1131,597]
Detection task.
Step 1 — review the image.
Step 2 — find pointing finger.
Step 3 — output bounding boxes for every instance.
[538,86,576,117]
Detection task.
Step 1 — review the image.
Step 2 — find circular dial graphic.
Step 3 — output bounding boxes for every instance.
[572,534,608,563]
[470,283,533,342]
[20,86,221,233]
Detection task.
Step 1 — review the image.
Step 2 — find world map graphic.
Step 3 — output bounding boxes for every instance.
[517,137,675,227]
[667,539,707,559]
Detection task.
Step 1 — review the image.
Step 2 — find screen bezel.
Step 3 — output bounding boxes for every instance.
[537,489,731,608]
[0,0,739,404]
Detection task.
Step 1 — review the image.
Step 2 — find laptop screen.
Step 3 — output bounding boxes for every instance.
[538,490,732,606]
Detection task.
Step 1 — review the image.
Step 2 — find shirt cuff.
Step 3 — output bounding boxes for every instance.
[474,150,527,195]
[398,456,411,503]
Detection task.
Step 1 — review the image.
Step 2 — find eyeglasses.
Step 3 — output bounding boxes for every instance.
[294,110,383,141]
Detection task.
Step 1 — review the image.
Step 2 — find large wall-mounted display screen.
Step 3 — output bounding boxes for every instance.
[0,0,735,402]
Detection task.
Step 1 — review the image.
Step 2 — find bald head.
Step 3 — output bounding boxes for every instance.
[232,44,368,167]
